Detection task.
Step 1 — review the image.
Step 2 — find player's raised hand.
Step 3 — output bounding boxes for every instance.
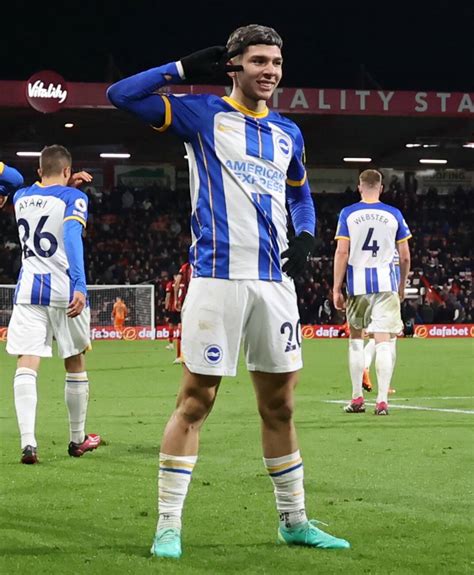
[68,171,93,188]
[67,291,86,318]
[333,289,346,311]
[180,46,243,80]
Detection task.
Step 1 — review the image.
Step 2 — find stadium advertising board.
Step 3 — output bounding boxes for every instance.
[301,324,474,339]
[25,71,68,113]
[114,165,176,190]
[413,324,474,338]
[90,326,181,341]
[2,325,472,342]
[2,78,472,116]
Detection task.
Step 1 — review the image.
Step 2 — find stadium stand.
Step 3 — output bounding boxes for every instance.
[0,183,472,326]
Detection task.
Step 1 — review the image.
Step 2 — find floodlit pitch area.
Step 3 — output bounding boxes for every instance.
[1,338,472,574]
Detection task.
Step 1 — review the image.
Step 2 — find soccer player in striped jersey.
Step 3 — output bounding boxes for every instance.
[6,146,100,463]
[333,169,411,415]
[108,24,349,557]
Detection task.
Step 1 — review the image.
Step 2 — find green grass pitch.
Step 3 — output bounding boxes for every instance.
[1,338,473,574]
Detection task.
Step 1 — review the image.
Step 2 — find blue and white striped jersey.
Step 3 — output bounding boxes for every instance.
[13,183,88,307]
[392,248,401,285]
[157,94,308,281]
[335,201,411,296]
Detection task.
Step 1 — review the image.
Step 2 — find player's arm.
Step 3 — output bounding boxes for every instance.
[281,129,316,278]
[397,240,411,301]
[164,291,171,311]
[395,211,412,301]
[106,47,241,126]
[64,219,87,318]
[333,238,350,310]
[173,273,183,311]
[64,191,88,318]
[0,162,24,208]
[107,63,180,125]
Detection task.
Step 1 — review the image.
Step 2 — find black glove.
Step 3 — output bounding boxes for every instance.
[180,46,243,81]
[281,232,316,278]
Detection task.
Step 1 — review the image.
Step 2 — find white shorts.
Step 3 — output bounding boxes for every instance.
[7,304,91,359]
[181,278,303,376]
[346,292,403,334]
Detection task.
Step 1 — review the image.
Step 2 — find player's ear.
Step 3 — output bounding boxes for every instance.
[37,168,42,179]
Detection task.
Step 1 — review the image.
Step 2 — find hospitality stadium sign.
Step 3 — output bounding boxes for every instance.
[0,77,471,116]
[25,70,68,113]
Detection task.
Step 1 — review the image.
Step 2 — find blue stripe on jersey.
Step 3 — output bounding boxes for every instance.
[31,274,42,304]
[245,118,275,161]
[389,263,397,291]
[13,268,23,304]
[259,121,274,162]
[41,273,51,305]
[371,268,379,293]
[252,193,282,281]
[365,268,372,294]
[347,264,354,296]
[395,265,401,286]
[194,134,230,278]
[245,118,260,158]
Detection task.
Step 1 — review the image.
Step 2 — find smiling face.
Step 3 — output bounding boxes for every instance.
[229,44,283,109]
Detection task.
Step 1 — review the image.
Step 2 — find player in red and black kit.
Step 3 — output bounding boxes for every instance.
[172,262,192,364]
[164,274,181,361]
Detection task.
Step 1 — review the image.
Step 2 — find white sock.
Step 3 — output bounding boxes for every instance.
[14,368,38,449]
[157,453,197,531]
[375,342,393,404]
[264,450,307,529]
[390,337,397,365]
[349,339,365,399]
[364,339,376,370]
[65,372,89,444]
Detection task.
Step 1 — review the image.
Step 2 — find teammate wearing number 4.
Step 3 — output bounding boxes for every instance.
[3,147,101,464]
[333,169,411,416]
[108,23,349,558]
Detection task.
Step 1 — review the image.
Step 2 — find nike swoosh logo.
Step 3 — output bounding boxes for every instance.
[217,123,236,132]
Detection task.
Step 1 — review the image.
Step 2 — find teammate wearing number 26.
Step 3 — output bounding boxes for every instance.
[108,23,349,559]
[6,146,101,464]
[333,169,411,416]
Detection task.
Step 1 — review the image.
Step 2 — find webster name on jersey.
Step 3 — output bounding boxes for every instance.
[335,201,411,296]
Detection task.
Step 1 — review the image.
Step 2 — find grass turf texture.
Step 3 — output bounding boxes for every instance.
[1,338,473,574]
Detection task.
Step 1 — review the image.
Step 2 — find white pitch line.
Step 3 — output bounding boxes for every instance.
[323,400,474,415]
[389,396,474,401]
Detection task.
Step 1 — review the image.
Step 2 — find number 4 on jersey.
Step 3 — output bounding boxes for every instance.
[362,227,379,257]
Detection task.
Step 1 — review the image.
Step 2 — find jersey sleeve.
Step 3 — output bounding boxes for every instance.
[156,94,210,141]
[395,210,412,242]
[335,209,350,240]
[64,189,88,227]
[286,126,307,186]
[0,162,24,195]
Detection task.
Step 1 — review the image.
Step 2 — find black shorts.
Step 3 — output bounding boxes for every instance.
[166,311,181,325]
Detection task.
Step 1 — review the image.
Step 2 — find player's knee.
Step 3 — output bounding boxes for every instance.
[176,393,213,426]
[258,398,294,426]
